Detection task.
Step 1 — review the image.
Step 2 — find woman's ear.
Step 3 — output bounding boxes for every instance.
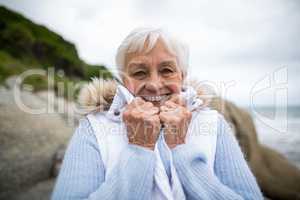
[181,72,187,87]
[181,70,187,83]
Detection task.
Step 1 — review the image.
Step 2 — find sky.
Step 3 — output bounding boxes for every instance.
[1,0,299,107]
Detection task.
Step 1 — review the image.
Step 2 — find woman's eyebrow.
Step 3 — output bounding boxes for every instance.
[127,61,148,70]
[159,60,176,67]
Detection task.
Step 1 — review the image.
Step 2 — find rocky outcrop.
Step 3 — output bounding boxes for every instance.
[0,80,74,200]
[209,97,300,200]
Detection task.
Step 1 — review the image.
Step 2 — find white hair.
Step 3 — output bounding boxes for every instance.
[115,27,189,79]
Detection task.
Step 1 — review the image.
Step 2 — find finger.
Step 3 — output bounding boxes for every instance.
[143,107,160,116]
[160,105,172,112]
[131,108,143,116]
[131,105,159,118]
[159,112,168,122]
[168,94,186,106]
[168,94,180,102]
[133,97,146,106]
[143,101,154,108]
[159,111,175,123]
[164,101,179,109]
[128,97,145,109]
[134,101,156,113]
[126,97,147,112]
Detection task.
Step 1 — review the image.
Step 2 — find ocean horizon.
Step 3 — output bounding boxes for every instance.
[244,106,300,168]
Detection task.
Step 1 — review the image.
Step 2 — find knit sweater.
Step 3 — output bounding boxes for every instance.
[51,114,263,200]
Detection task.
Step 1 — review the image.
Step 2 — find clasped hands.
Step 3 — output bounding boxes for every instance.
[123,95,192,150]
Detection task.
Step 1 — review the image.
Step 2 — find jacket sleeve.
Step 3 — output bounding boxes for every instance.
[171,114,264,200]
[51,118,156,200]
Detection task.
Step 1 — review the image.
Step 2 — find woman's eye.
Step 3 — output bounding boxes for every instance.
[132,71,147,79]
[161,68,174,75]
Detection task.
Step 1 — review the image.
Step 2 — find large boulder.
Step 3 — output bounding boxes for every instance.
[209,97,300,200]
[11,179,56,200]
[0,87,73,199]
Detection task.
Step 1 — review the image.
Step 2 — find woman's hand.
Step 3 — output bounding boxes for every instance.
[159,95,192,149]
[123,97,161,150]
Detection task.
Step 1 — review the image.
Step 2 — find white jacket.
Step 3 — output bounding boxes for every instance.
[79,79,218,200]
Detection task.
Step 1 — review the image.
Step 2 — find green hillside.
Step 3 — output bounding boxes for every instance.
[0,6,112,94]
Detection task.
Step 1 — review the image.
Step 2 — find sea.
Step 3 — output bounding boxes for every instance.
[245,106,300,168]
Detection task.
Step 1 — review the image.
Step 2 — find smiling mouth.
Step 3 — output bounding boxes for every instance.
[141,95,170,102]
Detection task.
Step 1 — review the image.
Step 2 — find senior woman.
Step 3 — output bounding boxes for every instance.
[52,28,263,200]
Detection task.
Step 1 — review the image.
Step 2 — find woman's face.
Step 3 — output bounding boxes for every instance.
[123,39,183,107]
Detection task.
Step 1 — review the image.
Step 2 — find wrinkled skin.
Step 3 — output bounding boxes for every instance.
[122,39,191,150]
[159,95,192,149]
[123,97,161,150]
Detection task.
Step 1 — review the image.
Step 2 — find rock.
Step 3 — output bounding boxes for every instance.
[12,179,56,200]
[209,97,300,200]
[0,88,74,199]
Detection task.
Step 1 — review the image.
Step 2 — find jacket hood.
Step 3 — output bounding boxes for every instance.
[78,77,214,115]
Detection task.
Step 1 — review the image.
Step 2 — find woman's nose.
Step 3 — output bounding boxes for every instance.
[144,73,163,93]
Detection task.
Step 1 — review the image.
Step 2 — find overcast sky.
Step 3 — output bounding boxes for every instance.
[1,0,299,107]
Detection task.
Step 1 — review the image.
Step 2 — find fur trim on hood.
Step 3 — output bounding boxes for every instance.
[78,77,214,115]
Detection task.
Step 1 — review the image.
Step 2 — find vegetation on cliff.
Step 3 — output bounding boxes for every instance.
[0,6,112,97]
